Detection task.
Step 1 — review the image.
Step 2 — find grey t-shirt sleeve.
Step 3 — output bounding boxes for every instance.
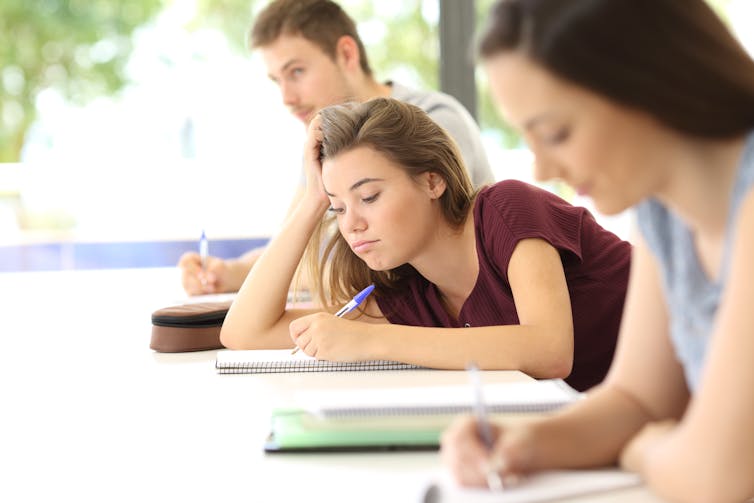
[423,103,495,187]
[390,82,495,188]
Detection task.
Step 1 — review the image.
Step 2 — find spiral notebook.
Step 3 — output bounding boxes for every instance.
[215,349,423,374]
[297,379,581,418]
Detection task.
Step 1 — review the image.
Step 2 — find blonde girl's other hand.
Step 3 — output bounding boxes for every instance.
[303,114,327,197]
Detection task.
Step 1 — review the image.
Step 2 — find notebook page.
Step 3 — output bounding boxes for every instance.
[422,469,641,503]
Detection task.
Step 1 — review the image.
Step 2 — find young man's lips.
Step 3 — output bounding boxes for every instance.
[292,109,311,122]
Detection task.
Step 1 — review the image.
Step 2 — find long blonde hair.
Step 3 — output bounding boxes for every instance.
[302,98,476,308]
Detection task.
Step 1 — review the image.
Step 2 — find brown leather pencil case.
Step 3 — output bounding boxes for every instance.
[150,300,232,352]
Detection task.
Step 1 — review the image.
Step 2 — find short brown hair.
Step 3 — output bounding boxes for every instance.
[250,0,372,76]
[303,98,475,308]
[478,0,754,138]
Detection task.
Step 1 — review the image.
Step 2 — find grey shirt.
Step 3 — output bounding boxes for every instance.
[636,130,754,392]
[390,81,495,188]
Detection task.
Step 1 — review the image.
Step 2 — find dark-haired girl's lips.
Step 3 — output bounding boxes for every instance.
[576,184,591,196]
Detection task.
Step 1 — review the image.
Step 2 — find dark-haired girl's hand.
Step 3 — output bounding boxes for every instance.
[440,416,538,488]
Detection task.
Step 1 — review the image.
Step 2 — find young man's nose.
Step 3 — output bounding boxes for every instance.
[280,81,298,107]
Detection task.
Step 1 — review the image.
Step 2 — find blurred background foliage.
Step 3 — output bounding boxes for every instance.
[0,0,740,162]
[0,0,163,162]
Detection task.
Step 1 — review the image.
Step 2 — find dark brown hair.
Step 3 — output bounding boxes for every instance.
[250,0,372,76]
[303,98,475,307]
[478,0,754,137]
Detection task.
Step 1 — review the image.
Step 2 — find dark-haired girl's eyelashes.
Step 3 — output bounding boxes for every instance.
[543,127,571,145]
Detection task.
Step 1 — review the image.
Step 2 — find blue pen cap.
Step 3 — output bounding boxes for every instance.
[354,284,375,304]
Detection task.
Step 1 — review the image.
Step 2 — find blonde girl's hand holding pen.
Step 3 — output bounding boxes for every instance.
[290,285,375,355]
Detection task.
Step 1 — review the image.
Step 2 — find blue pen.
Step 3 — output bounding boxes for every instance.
[199,230,209,287]
[291,284,375,354]
[468,362,505,491]
[334,284,375,317]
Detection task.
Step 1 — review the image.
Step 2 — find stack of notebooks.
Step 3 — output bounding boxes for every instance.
[214,350,582,452]
[264,380,582,452]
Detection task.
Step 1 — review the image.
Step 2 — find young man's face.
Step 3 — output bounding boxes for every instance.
[261,34,355,125]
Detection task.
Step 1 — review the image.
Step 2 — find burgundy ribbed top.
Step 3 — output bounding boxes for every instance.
[376,180,631,391]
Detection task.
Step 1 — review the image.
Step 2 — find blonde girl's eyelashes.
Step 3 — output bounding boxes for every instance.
[362,192,380,204]
[327,192,380,214]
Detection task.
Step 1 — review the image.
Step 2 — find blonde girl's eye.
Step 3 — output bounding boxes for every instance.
[362,192,380,204]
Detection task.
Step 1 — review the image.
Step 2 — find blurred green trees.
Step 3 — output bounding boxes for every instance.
[0,0,740,162]
[0,0,164,162]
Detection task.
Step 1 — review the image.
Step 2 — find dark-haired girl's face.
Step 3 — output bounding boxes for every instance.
[484,51,673,215]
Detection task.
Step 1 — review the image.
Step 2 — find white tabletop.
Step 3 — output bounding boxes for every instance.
[0,268,663,502]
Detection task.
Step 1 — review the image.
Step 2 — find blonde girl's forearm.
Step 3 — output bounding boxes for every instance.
[220,196,329,348]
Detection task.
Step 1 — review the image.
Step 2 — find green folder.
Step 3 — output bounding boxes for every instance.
[264,408,453,452]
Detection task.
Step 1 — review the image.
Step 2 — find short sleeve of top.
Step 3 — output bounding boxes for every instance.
[376,180,631,391]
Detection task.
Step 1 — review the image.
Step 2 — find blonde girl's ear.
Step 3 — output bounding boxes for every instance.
[424,171,448,200]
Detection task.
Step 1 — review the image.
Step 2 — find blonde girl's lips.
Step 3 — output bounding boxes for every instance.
[351,240,378,253]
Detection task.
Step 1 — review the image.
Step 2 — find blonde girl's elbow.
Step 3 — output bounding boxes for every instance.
[219,325,242,349]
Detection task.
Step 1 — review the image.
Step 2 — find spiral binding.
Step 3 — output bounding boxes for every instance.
[216,360,422,374]
[317,401,569,419]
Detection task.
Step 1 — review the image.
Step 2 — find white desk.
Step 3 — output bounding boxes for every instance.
[0,268,663,502]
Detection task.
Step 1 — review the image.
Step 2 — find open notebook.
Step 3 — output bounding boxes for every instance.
[422,469,642,503]
[215,349,423,374]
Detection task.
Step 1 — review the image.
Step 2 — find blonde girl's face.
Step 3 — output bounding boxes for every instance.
[321,146,444,271]
[484,51,672,215]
